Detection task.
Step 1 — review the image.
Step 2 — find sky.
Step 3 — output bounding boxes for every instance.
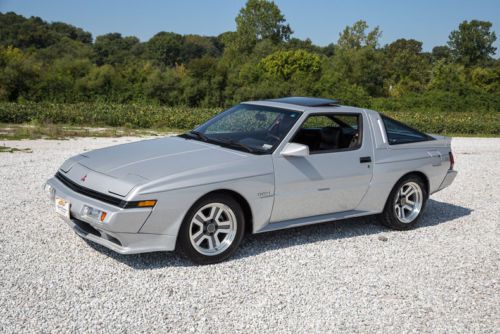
[1,0,499,53]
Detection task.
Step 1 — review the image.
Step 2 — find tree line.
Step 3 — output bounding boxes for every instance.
[0,0,499,111]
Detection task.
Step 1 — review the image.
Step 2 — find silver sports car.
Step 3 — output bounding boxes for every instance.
[44,97,457,264]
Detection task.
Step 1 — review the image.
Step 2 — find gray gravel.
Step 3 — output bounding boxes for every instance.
[0,137,499,333]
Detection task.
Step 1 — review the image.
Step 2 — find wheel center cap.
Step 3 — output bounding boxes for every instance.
[206,223,216,234]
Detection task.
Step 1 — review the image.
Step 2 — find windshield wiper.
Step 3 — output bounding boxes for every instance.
[183,132,263,154]
[215,138,263,154]
[185,130,209,142]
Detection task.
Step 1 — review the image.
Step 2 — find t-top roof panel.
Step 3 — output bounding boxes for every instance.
[267,97,339,107]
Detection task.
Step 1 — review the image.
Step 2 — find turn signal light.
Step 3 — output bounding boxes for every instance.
[123,199,157,208]
[100,212,107,222]
[137,200,157,207]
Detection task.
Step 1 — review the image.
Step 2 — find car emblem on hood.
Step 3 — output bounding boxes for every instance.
[81,174,87,182]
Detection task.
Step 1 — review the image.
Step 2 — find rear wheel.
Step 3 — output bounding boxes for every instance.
[177,194,245,264]
[380,175,428,230]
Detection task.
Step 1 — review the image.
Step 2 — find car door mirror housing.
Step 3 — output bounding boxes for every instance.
[281,143,309,157]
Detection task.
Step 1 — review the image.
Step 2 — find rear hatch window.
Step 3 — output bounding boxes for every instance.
[381,115,434,145]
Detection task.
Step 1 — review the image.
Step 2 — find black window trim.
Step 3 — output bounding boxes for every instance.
[380,114,435,146]
[289,112,364,155]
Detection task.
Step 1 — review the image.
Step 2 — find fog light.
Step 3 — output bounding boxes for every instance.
[82,205,108,223]
[43,183,55,201]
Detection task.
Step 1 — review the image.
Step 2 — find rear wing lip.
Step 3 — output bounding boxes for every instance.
[429,134,450,140]
[429,134,452,147]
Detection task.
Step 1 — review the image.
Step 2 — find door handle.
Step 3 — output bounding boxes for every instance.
[360,156,372,163]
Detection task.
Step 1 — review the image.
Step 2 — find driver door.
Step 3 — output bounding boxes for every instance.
[270,112,373,222]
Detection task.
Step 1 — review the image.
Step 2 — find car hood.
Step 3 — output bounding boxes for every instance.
[59,136,273,197]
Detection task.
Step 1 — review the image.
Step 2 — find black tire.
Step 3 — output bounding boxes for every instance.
[379,174,428,230]
[177,193,245,265]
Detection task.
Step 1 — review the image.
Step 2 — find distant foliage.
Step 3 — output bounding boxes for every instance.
[337,20,381,50]
[260,50,321,80]
[0,1,499,135]
[0,102,497,135]
[448,20,497,66]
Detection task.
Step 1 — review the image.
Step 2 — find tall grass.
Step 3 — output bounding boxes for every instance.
[0,102,498,135]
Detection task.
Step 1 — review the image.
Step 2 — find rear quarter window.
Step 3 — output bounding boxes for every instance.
[381,115,434,145]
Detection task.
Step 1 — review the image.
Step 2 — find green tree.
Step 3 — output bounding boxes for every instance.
[0,46,40,101]
[384,39,430,96]
[181,35,222,61]
[260,49,321,80]
[448,20,497,66]
[144,68,182,105]
[332,46,385,96]
[36,37,93,62]
[315,60,371,107]
[36,57,92,102]
[337,20,381,50]
[50,21,92,44]
[93,33,141,66]
[428,61,466,91]
[0,13,57,49]
[236,0,292,43]
[147,32,184,67]
[76,64,123,101]
[431,46,452,63]
[226,0,292,56]
[470,66,500,93]
[0,12,93,49]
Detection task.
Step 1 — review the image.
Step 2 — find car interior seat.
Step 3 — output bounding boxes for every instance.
[320,127,341,150]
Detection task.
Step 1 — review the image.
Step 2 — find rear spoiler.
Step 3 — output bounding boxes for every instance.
[429,134,452,147]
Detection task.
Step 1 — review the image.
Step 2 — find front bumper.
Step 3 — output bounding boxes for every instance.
[436,170,458,192]
[65,217,176,254]
[45,176,176,254]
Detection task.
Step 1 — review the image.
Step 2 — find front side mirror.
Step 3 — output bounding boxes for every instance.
[280,142,309,157]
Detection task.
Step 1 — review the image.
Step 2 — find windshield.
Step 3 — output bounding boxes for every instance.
[180,104,301,154]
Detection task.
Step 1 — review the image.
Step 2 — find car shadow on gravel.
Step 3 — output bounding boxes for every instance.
[85,199,471,269]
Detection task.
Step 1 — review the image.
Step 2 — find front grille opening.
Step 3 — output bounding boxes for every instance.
[101,232,122,246]
[73,218,101,237]
[72,218,122,246]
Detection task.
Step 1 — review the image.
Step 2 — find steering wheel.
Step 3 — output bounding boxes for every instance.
[266,132,281,142]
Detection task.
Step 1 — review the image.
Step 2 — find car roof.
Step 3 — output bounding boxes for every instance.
[243,96,367,114]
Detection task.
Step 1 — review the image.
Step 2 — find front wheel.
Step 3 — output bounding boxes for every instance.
[177,194,245,264]
[379,175,428,230]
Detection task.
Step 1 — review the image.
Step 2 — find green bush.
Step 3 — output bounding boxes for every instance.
[0,102,221,129]
[381,111,499,135]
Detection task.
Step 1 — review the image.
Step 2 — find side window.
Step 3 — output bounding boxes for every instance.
[381,115,432,145]
[292,114,362,153]
[301,115,338,129]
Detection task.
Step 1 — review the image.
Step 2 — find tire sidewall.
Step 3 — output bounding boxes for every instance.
[382,175,428,230]
[177,194,245,264]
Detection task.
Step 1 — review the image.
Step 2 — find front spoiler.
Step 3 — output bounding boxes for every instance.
[45,175,177,254]
[64,217,176,254]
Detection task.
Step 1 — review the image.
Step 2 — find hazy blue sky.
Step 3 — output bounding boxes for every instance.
[1,0,499,52]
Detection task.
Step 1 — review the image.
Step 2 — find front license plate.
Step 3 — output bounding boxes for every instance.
[55,197,70,219]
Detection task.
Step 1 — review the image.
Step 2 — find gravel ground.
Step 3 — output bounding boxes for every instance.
[0,137,499,333]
